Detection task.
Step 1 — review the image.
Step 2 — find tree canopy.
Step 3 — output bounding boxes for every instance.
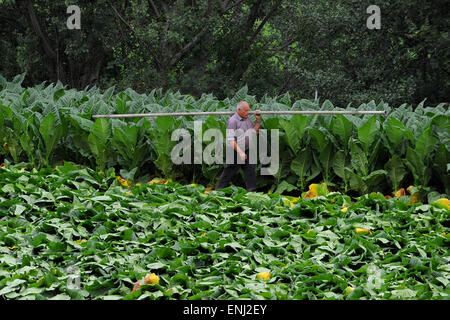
[0,0,448,106]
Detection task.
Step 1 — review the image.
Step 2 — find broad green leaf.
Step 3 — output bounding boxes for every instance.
[39,112,63,166]
[291,149,311,190]
[155,116,175,132]
[292,114,309,140]
[308,128,327,152]
[333,150,349,179]
[280,119,300,154]
[0,255,17,266]
[14,204,26,216]
[69,114,94,132]
[318,142,333,183]
[349,139,368,176]
[362,170,386,191]
[384,155,407,191]
[263,118,280,130]
[53,88,65,102]
[102,86,115,102]
[331,115,353,149]
[414,126,436,161]
[49,294,71,300]
[346,168,368,194]
[405,146,431,186]
[102,295,123,300]
[385,116,414,148]
[333,150,350,192]
[112,124,139,168]
[391,289,417,299]
[274,180,297,194]
[358,115,379,154]
[88,118,111,171]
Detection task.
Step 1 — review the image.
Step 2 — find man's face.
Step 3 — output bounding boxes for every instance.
[238,102,250,118]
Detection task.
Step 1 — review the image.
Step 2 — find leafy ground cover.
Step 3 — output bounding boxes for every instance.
[0,161,449,300]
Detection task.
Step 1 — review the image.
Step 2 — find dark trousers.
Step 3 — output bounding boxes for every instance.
[215,149,257,192]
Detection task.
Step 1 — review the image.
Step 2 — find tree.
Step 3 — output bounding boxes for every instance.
[0,0,448,106]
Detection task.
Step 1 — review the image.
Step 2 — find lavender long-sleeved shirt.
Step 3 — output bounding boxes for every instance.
[226,112,256,150]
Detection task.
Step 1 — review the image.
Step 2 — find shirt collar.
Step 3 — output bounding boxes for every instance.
[236,112,244,121]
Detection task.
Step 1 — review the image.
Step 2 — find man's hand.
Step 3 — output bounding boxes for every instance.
[254,110,261,122]
[254,110,261,134]
[230,140,247,161]
[238,150,247,161]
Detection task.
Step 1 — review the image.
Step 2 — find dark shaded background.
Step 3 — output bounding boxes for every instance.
[1,0,449,106]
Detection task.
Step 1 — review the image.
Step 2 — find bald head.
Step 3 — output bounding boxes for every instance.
[237,101,250,118]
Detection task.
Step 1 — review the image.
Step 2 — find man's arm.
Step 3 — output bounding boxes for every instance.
[229,140,245,155]
[228,135,246,160]
[254,110,261,133]
[226,118,247,160]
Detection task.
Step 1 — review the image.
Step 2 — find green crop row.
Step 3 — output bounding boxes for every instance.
[0,162,449,300]
[0,74,449,197]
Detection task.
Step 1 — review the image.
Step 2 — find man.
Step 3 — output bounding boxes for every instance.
[215,101,261,192]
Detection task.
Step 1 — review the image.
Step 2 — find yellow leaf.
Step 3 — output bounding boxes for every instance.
[344,286,355,296]
[355,227,372,234]
[282,196,298,208]
[394,188,406,197]
[340,207,348,213]
[204,187,213,194]
[433,198,450,210]
[144,273,159,285]
[303,183,329,199]
[256,271,270,280]
[303,191,316,199]
[117,176,131,187]
[409,193,420,204]
[310,183,318,196]
[132,272,160,293]
[148,178,167,185]
[407,186,414,194]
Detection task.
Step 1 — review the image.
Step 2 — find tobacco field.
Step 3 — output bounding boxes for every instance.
[1,75,449,196]
[0,76,449,300]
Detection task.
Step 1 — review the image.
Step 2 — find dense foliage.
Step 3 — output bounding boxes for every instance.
[1,0,448,302]
[1,75,449,197]
[0,0,448,106]
[0,162,449,300]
